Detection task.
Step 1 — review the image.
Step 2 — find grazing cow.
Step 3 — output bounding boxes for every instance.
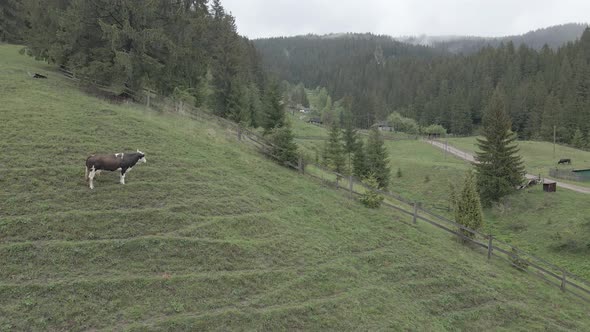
[558,158,572,165]
[85,150,146,189]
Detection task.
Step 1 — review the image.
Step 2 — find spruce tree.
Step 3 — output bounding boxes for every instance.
[475,88,525,205]
[571,128,585,149]
[268,122,298,165]
[451,172,484,240]
[247,84,261,128]
[342,109,357,174]
[352,139,368,179]
[227,79,249,124]
[262,79,285,133]
[323,122,345,173]
[365,128,390,189]
[0,0,24,42]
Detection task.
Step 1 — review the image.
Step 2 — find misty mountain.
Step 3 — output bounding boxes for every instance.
[396,23,588,54]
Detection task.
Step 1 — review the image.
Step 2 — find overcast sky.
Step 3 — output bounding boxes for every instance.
[221,0,590,39]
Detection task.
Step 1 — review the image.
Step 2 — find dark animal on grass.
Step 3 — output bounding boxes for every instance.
[85,150,146,189]
[557,158,571,165]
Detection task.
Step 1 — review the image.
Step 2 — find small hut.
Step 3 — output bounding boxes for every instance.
[374,121,394,132]
[543,180,557,192]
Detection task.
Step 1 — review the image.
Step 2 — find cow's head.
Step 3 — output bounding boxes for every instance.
[137,149,147,163]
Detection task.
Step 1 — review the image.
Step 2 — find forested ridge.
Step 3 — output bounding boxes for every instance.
[399,23,587,54]
[256,27,590,147]
[0,0,265,122]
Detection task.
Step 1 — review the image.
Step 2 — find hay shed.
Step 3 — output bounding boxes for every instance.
[543,180,557,192]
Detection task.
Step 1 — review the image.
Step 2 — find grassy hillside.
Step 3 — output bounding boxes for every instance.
[1,44,590,330]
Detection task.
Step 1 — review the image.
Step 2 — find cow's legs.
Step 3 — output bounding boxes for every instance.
[120,171,126,184]
[88,167,96,189]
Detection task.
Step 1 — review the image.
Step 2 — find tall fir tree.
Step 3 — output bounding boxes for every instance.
[0,0,24,42]
[365,128,390,189]
[571,128,585,149]
[323,122,346,173]
[342,109,358,174]
[261,79,285,133]
[227,79,249,124]
[475,87,525,205]
[352,139,368,179]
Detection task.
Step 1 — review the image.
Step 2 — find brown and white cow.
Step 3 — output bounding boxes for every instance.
[85,150,147,189]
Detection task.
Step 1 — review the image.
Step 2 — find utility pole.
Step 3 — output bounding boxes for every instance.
[553,126,557,159]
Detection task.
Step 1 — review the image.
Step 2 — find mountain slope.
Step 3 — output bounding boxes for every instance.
[1,45,589,331]
[398,23,588,54]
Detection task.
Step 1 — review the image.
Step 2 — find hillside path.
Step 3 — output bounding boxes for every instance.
[425,139,590,195]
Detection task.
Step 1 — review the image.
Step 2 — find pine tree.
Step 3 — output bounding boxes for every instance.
[475,88,525,205]
[247,84,261,128]
[540,93,563,141]
[571,128,585,149]
[262,79,285,133]
[365,128,390,189]
[451,172,484,240]
[352,139,368,179]
[227,79,249,124]
[0,0,24,42]
[323,122,345,173]
[268,122,298,165]
[450,90,473,135]
[342,109,357,174]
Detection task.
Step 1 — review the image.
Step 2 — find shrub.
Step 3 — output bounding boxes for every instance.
[360,174,384,208]
[510,248,529,270]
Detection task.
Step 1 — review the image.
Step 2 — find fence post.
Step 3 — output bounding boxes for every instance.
[336,174,340,189]
[298,157,304,175]
[413,202,419,224]
[349,175,353,200]
[487,235,493,260]
[146,91,151,108]
[561,270,567,292]
[237,125,242,141]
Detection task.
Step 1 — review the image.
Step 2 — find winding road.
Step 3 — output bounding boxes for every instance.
[426,139,590,195]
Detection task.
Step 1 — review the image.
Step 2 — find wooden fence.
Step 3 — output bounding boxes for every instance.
[57,66,590,303]
[549,168,588,182]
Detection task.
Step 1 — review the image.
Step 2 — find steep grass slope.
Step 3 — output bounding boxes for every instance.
[1,45,589,331]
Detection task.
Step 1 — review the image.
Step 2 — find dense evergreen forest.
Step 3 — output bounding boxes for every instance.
[0,0,265,122]
[256,27,590,147]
